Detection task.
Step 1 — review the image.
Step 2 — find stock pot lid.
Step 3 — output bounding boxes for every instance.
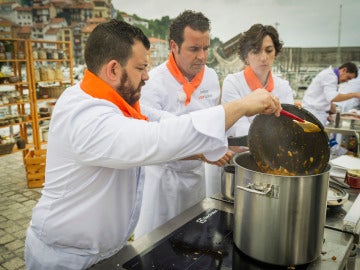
[248,104,330,175]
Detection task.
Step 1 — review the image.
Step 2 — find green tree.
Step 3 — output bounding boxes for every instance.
[21,0,32,7]
[116,11,124,21]
[134,23,151,38]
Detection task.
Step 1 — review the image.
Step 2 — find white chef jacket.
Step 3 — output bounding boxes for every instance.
[27,82,227,268]
[221,70,294,137]
[302,66,339,125]
[336,75,360,112]
[134,63,221,238]
[332,75,360,156]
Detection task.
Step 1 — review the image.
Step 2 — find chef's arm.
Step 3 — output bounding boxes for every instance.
[182,151,233,167]
[201,151,233,166]
[332,92,360,102]
[328,102,337,114]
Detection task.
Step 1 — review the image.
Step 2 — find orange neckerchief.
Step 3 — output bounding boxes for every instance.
[80,69,148,121]
[243,66,274,92]
[166,53,205,105]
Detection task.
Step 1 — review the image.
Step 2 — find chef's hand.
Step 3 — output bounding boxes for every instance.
[223,89,282,131]
[242,88,282,117]
[201,150,233,167]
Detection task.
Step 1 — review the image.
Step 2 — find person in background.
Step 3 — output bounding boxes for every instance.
[221,23,294,138]
[24,19,281,269]
[302,62,359,126]
[135,10,231,239]
[302,62,359,156]
[331,69,360,155]
[336,69,360,113]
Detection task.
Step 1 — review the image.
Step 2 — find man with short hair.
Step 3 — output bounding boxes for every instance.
[302,62,360,156]
[135,10,231,239]
[302,62,359,126]
[24,19,281,269]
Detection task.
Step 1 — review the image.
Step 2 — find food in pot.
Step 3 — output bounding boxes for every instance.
[256,159,321,176]
[256,161,296,176]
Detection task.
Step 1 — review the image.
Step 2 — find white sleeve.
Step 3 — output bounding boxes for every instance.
[222,73,252,136]
[323,73,340,102]
[62,99,228,168]
[189,106,228,161]
[141,104,175,121]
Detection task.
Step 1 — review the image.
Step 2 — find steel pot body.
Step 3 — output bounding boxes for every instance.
[221,165,235,202]
[233,152,330,266]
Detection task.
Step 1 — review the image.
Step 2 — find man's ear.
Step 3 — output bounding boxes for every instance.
[106,60,121,80]
[169,40,178,54]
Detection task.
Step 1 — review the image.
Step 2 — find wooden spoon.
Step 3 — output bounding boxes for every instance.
[280,109,321,133]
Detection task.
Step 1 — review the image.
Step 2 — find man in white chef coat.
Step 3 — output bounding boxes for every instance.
[135,10,231,239]
[302,62,359,126]
[336,69,360,113]
[332,69,360,154]
[24,19,281,270]
[302,62,359,156]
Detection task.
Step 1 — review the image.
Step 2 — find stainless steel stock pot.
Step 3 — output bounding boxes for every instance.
[233,151,330,266]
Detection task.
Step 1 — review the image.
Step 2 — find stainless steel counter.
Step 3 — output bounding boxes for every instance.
[90,197,357,270]
[325,187,360,243]
[324,126,360,156]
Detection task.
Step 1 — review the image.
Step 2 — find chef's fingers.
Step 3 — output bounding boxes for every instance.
[263,94,281,116]
[203,152,232,167]
[271,95,282,116]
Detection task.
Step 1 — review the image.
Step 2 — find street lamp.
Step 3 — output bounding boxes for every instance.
[337,4,342,66]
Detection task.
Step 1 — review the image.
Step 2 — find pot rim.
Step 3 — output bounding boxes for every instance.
[233,151,331,178]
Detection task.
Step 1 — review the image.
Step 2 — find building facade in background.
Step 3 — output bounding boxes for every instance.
[0,0,359,96]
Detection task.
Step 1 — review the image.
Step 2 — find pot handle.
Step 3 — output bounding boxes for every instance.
[237,183,272,196]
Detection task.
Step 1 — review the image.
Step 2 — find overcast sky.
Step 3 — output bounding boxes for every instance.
[111,0,360,48]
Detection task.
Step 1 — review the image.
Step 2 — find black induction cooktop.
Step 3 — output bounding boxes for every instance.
[123,209,309,270]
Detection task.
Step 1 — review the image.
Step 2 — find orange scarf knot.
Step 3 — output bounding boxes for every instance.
[166,53,205,105]
[80,69,148,121]
[243,66,274,92]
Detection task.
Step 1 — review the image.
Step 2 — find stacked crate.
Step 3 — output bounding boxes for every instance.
[24,149,46,188]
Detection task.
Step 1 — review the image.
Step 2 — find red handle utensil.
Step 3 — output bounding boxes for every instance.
[280,109,321,133]
[280,109,305,123]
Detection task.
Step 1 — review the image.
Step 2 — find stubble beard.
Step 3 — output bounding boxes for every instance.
[116,70,145,106]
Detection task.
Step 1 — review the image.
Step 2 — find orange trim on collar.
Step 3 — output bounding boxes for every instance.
[243,66,274,92]
[80,69,148,121]
[166,53,205,105]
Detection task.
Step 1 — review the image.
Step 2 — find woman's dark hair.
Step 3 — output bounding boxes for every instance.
[169,10,210,50]
[85,19,150,74]
[238,24,283,62]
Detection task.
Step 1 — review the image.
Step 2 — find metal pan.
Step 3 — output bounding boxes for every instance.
[248,104,330,175]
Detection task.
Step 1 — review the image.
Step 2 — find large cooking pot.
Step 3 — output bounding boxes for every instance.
[233,152,330,266]
[221,136,248,202]
[221,165,235,202]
